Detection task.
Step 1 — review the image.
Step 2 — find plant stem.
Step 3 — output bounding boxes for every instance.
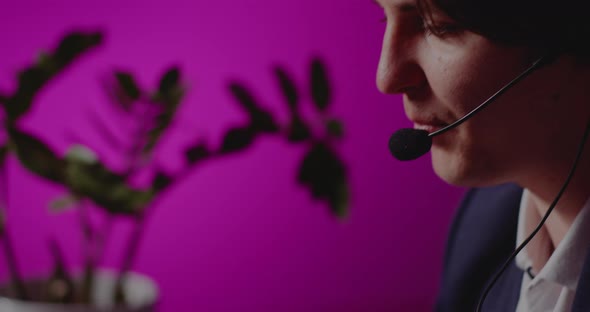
[95,215,114,264]
[47,239,75,303]
[79,200,95,303]
[81,206,115,304]
[114,98,155,304]
[1,231,28,300]
[115,213,146,304]
[0,157,29,300]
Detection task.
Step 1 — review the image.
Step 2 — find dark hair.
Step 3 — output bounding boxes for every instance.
[417,0,590,58]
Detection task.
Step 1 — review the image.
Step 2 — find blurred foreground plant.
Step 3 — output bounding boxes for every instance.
[0,30,349,307]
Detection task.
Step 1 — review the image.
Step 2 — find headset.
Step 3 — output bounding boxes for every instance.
[388,52,590,311]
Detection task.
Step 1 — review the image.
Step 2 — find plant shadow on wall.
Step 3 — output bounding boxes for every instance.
[0,30,349,310]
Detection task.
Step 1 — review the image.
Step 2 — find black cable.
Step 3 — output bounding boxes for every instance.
[525,266,536,279]
[476,118,590,312]
[430,55,555,138]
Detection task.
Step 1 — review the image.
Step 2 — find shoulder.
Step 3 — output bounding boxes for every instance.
[448,184,522,257]
[435,183,523,312]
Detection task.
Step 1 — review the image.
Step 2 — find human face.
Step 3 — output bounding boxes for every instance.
[375,0,580,187]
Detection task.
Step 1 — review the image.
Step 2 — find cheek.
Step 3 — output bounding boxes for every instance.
[422,39,533,119]
[421,53,486,118]
[416,38,544,184]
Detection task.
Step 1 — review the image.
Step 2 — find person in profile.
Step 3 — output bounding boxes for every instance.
[373,0,590,311]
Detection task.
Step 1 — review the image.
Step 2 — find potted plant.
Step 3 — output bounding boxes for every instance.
[0,30,349,311]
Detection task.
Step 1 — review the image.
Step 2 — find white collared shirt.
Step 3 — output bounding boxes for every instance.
[515,189,590,312]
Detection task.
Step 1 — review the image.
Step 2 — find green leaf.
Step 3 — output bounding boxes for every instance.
[185,142,210,164]
[9,127,66,183]
[65,144,98,164]
[153,170,173,191]
[36,51,52,66]
[5,67,49,120]
[159,66,180,95]
[53,31,103,66]
[66,161,123,190]
[250,110,279,134]
[153,85,185,110]
[328,180,349,218]
[143,111,173,154]
[297,143,348,217]
[64,161,153,215]
[0,145,9,166]
[228,82,259,114]
[18,67,48,94]
[326,118,344,139]
[49,194,80,213]
[287,117,311,142]
[5,31,102,122]
[228,82,279,133]
[274,66,299,113]
[310,58,331,112]
[114,71,141,100]
[220,126,256,154]
[146,68,185,154]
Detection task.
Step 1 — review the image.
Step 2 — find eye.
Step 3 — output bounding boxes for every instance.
[422,21,464,38]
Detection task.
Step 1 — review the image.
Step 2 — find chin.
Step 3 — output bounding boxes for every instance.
[431,146,504,188]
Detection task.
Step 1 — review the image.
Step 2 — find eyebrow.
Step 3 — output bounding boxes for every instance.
[372,0,419,12]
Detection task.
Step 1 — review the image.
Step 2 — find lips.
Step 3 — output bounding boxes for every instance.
[404,103,451,134]
[412,119,448,133]
[413,123,442,133]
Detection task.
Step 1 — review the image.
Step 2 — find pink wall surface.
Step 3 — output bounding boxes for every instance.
[0,1,465,311]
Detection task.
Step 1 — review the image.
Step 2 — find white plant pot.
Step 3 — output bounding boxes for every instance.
[0,270,158,312]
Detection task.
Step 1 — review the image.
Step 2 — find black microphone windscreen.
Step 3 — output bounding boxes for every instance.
[388,129,432,161]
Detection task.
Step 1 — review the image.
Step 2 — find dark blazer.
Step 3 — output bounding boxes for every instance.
[435,184,590,312]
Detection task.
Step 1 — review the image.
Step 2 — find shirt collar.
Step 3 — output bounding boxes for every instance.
[515,189,590,290]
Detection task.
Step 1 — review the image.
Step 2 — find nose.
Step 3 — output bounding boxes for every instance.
[376,22,426,94]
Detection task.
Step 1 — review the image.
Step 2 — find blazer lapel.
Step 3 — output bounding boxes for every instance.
[572,246,590,311]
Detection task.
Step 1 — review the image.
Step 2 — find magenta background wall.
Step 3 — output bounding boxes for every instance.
[0,1,465,311]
